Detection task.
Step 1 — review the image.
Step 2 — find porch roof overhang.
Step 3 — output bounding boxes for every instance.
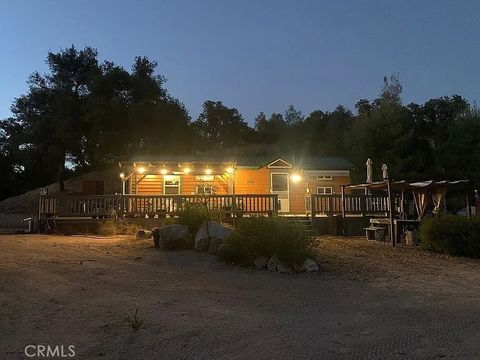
[118,159,236,176]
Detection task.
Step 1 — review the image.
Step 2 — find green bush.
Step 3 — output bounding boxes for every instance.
[419,215,480,258]
[221,216,314,266]
[176,203,225,235]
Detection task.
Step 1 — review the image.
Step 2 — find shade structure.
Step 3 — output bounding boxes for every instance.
[346,180,469,191]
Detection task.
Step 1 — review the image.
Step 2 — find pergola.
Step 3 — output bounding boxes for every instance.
[118,160,237,195]
[345,179,470,246]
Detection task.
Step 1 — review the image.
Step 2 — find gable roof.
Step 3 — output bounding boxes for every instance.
[125,155,353,170]
[267,158,293,168]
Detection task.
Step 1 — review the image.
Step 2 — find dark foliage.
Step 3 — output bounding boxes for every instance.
[221,217,314,266]
[1,49,480,200]
[419,215,480,258]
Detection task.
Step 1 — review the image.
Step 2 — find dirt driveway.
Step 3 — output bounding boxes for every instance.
[0,235,479,359]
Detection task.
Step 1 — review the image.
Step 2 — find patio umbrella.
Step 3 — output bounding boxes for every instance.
[366,158,373,183]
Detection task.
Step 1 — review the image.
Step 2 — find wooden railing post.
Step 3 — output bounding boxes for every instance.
[386,178,395,247]
[310,194,316,223]
[119,194,125,218]
[273,194,279,215]
[328,195,333,217]
[360,195,367,217]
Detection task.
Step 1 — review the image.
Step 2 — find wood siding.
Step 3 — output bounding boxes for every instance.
[133,174,230,195]
[130,169,350,213]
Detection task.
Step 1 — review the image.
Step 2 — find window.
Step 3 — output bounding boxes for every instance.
[317,187,333,195]
[164,175,180,195]
[196,185,213,195]
[317,175,332,181]
[271,173,288,192]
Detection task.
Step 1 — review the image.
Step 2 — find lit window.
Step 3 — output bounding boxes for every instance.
[317,187,333,195]
[164,175,180,195]
[196,185,213,195]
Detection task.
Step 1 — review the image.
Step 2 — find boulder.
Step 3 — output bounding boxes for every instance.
[303,258,319,272]
[152,225,190,250]
[136,230,152,240]
[267,255,293,273]
[254,256,268,270]
[194,221,233,254]
[194,223,210,251]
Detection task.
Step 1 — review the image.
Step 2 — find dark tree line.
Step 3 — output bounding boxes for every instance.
[1,47,479,200]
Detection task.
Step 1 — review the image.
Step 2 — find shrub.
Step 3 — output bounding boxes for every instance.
[97,219,140,236]
[221,216,314,266]
[176,203,224,235]
[419,215,480,258]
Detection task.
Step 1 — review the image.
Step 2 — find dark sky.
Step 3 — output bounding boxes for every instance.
[1,0,479,124]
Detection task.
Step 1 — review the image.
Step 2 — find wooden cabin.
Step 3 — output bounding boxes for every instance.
[119,155,353,214]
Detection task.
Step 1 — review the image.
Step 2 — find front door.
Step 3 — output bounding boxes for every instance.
[271,173,289,212]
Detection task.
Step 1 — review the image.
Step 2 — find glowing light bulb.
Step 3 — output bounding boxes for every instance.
[225,167,234,174]
[137,167,145,174]
[205,168,212,175]
[291,173,302,183]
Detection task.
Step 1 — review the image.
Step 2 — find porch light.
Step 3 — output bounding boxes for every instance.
[205,168,212,175]
[183,167,191,174]
[225,166,235,174]
[160,168,168,175]
[137,166,146,174]
[291,173,302,183]
[119,172,125,179]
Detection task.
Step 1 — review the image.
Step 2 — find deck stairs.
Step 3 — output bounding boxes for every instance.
[284,216,317,237]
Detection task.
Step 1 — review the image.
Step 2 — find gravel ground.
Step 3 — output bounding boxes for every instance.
[0,235,479,359]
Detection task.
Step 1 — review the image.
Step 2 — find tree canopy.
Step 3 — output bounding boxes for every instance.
[1,48,479,199]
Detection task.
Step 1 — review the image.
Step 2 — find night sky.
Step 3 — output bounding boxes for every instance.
[1,0,479,124]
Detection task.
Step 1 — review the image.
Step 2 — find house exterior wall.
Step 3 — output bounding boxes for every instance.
[305,175,350,194]
[130,168,350,214]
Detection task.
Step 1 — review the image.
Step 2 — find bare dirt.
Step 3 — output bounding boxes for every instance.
[0,235,479,359]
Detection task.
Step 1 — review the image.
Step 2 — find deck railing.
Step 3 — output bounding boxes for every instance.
[309,194,395,217]
[39,194,279,218]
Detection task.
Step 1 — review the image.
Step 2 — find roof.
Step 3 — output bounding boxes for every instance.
[124,155,353,170]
